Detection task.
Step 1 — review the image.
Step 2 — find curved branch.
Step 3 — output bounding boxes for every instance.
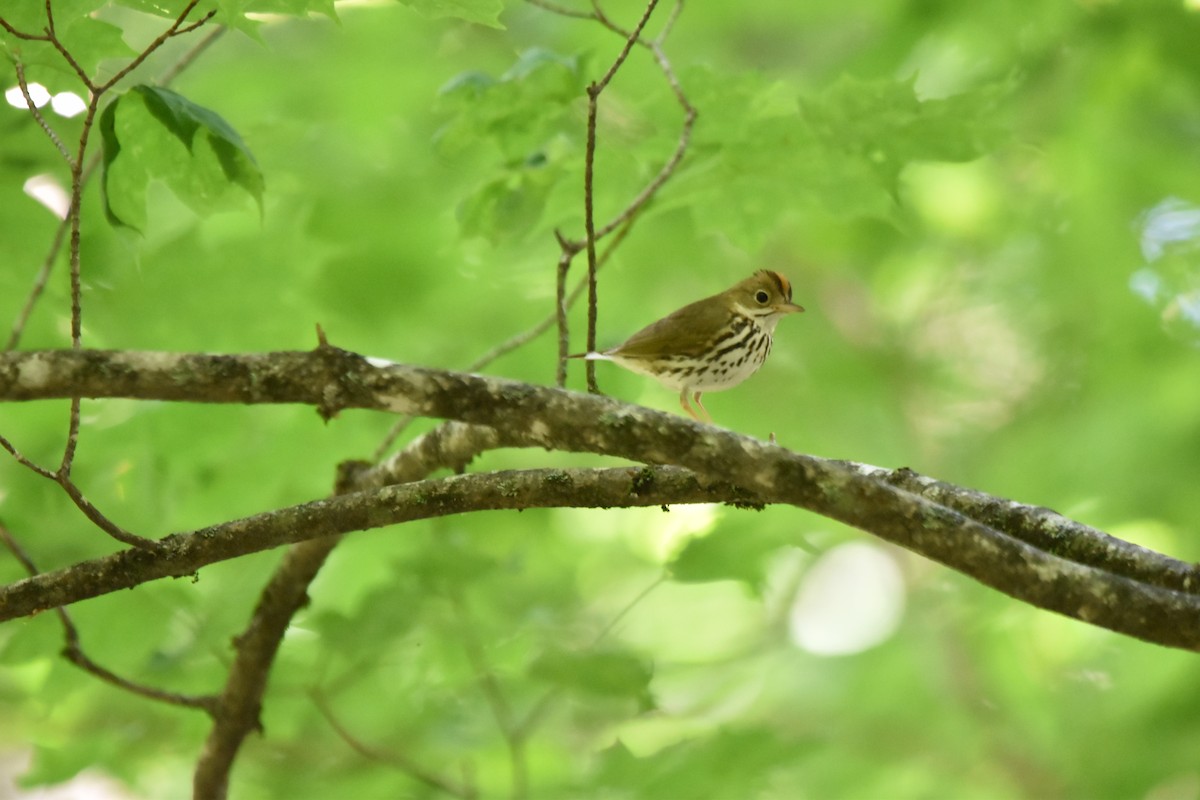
[2,348,1200,650]
[193,536,342,800]
[0,466,746,622]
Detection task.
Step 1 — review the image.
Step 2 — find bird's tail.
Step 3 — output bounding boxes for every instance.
[566,352,608,360]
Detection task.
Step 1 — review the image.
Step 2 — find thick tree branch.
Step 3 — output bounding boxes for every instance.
[195,382,537,799]
[0,522,216,711]
[193,536,342,800]
[3,347,1200,651]
[0,466,743,622]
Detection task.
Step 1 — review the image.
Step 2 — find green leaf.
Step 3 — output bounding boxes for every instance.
[800,74,1009,195]
[436,48,584,240]
[113,0,336,37]
[528,646,653,700]
[595,729,797,799]
[397,0,505,29]
[457,157,564,243]
[1,0,134,81]
[676,67,1009,245]
[100,85,264,230]
[0,615,60,665]
[435,48,585,159]
[668,524,800,593]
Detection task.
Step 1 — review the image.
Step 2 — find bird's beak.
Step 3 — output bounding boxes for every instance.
[775,301,805,314]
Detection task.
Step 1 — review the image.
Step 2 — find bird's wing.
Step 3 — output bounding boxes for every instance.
[607,295,726,358]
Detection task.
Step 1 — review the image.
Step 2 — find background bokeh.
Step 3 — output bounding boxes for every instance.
[3,1,1200,797]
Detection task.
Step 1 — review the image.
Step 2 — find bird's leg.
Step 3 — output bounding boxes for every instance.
[692,391,713,424]
[678,388,702,421]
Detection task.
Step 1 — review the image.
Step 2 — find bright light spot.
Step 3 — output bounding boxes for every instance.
[1133,197,1200,345]
[23,174,70,220]
[5,82,51,109]
[51,91,87,118]
[904,160,1000,236]
[644,503,719,562]
[1139,197,1200,262]
[788,542,906,656]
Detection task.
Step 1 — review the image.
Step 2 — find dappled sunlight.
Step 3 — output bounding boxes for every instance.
[788,542,906,656]
[5,83,84,117]
[22,175,69,220]
[1132,197,1200,346]
[558,504,720,565]
[4,82,49,108]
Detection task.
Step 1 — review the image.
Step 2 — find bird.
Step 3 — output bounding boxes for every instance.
[573,270,804,422]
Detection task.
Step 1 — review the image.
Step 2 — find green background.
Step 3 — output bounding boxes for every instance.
[2,0,1200,797]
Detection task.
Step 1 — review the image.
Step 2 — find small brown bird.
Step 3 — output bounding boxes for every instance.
[574,270,804,422]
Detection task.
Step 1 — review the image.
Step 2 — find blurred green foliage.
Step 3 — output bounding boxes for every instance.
[3,0,1200,798]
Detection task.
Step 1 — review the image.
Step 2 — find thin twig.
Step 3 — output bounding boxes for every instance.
[655,0,684,44]
[583,90,601,393]
[555,235,576,389]
[0,522,214,711]
[3,16,214,354]
[581,0,659,394]
[533,0,692,392]
[474,217,636,372]
[0,433,57,479]
[371,218,633,461]
[592,0,659,94]
[30,0,219,530]
[96,0,213,94]
[55,477,161,550]
[2,430,160,549]
[13,60,74,166]
[2,5,232,545]
[0,16,50,40]
[524,0,594,19]
[310,688,478,799]
[158,25,227,87]
[42,0,95,92]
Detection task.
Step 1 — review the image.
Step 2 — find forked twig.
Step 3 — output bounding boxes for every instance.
[372,217,635,462]
[0,522,216,711]
[1,1,221,550]
[533,0,695,390]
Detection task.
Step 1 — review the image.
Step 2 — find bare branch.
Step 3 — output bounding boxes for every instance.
[0,466,744,622]
[0,522,215,711]
[55,474,161,550]
[12,60,74,166]
[158,25,228,87]
[593,0,659,93]
[0,16,50,40]
[194,536,341,800]
[535,0,694,389]
[1,422,161,550]
[0,432,57,479]
[96,0,215,95]
[3,348,1200,650]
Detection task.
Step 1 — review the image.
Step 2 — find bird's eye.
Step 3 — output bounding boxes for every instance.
[754,290,770,304]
